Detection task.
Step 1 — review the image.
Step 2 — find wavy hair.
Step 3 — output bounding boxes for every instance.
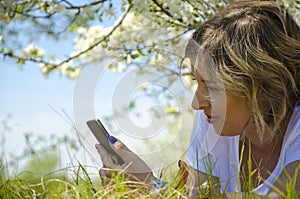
[186,0,300,141]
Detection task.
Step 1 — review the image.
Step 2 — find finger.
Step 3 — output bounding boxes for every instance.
[99,166,126,185]
[108,136,137,163]
[95,143,103,155]
[95,143,118,168]
[108,136,145,171]
[108,136,153,175]
[108,136,132,152]
[99,167,112,186]
[174,160,189,190]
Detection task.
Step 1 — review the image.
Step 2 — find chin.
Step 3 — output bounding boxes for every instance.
[219,129,241,137]
[214,123,242,136]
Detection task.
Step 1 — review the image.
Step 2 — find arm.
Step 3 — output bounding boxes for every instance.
[267,160,300,198]
[226,161,300,199]
[185,166,220,198]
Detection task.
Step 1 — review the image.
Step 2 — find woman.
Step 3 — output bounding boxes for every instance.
[96,1,300,198]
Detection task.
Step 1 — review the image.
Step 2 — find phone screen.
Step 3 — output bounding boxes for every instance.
[86,119,124,165]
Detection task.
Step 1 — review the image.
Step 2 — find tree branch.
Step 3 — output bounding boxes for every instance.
[12,0,108,19]
[0,4,132,71]
[150,0,201,29]
[48,4,132,70]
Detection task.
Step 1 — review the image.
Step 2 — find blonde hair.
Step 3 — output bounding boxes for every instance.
[186,0,300,141]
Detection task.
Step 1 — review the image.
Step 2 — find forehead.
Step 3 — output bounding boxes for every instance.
[188,50,216,76]
[184,40,223,79]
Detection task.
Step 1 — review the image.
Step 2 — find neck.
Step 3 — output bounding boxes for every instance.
[245,109,293,152]
[245,132,280,153]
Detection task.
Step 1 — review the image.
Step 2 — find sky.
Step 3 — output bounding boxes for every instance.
[0,51,193,176]
[0,56,74,164]
[0,1,123,174]
[0,0,196,176]
[0,46,129,175]
[0,45,196,176]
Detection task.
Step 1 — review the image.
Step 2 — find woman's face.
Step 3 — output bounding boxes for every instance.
[190,56,251,136]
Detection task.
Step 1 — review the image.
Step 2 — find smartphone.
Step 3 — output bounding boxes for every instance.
[86,119,124,165]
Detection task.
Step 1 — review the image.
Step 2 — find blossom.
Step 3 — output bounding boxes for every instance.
[66,67,81,79]
[23,44,45,58]
[59,62,71,74]
[39,63,49,75]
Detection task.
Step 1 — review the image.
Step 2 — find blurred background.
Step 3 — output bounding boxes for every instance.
[1,0,299,184]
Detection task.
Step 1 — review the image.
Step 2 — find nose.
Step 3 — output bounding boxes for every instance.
[191,92,211,110]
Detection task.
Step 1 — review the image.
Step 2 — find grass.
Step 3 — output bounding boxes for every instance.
[0,164,186,199]
[1,162,300,198]
[1,142,300,198]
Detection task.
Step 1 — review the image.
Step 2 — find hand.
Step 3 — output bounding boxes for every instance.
[174,160,189,190]
[96,136,156,185]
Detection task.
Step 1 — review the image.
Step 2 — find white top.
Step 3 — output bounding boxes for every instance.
[186,105,300,195]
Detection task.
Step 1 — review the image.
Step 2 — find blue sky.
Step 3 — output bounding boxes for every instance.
[0,1,196,175]
[0,51,184,173]
[0,35,167,171]
[0,0,124,171]
[0,37,131,169]
[0,57,75,164]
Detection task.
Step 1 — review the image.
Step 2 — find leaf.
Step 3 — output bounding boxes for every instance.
[68,23,78,32]
[129,101,135,109]
[16,58,25,65]
[130,53,139,59]
[137,47,145,55]
[15,5,23,13]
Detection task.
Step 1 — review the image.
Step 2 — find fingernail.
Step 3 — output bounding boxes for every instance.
[178,160,182,167]
[108,135,117,144]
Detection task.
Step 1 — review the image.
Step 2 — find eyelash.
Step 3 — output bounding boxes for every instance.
[207,86,219,91]
[190,73,219,91]
[199,81,219,92]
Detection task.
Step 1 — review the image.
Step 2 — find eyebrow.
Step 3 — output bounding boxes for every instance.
[201,79,216,84]
[191,71,216,84]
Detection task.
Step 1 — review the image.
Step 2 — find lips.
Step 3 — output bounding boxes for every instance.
[205,114,219,124]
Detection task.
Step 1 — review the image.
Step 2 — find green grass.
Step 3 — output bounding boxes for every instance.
[1,163,300,198]
[1,145,300,198]
[0,165,185,199]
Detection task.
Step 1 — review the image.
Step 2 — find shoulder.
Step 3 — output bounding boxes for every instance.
[282,105,300,165]
[285,105,300,140]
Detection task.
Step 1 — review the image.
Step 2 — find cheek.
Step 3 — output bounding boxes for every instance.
[209,94,228,134]
[210,94,227,115]
[223,97,251,134]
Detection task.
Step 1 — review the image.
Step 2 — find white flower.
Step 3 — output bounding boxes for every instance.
[47,3,65,14]
[126,54,132,64]
[117,62,126,72]
[37,48,45,57]
[104,6,116,19]
[77,27,87,35]
[23,44,45,58]
[23,44,35,54]
[39,63,49,74]
[59,62,71,74]
[66,67,81,79]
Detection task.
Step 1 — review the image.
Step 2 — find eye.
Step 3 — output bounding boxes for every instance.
[197,78,220,92]
[199,80,219,93]
[207,86,219,92]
